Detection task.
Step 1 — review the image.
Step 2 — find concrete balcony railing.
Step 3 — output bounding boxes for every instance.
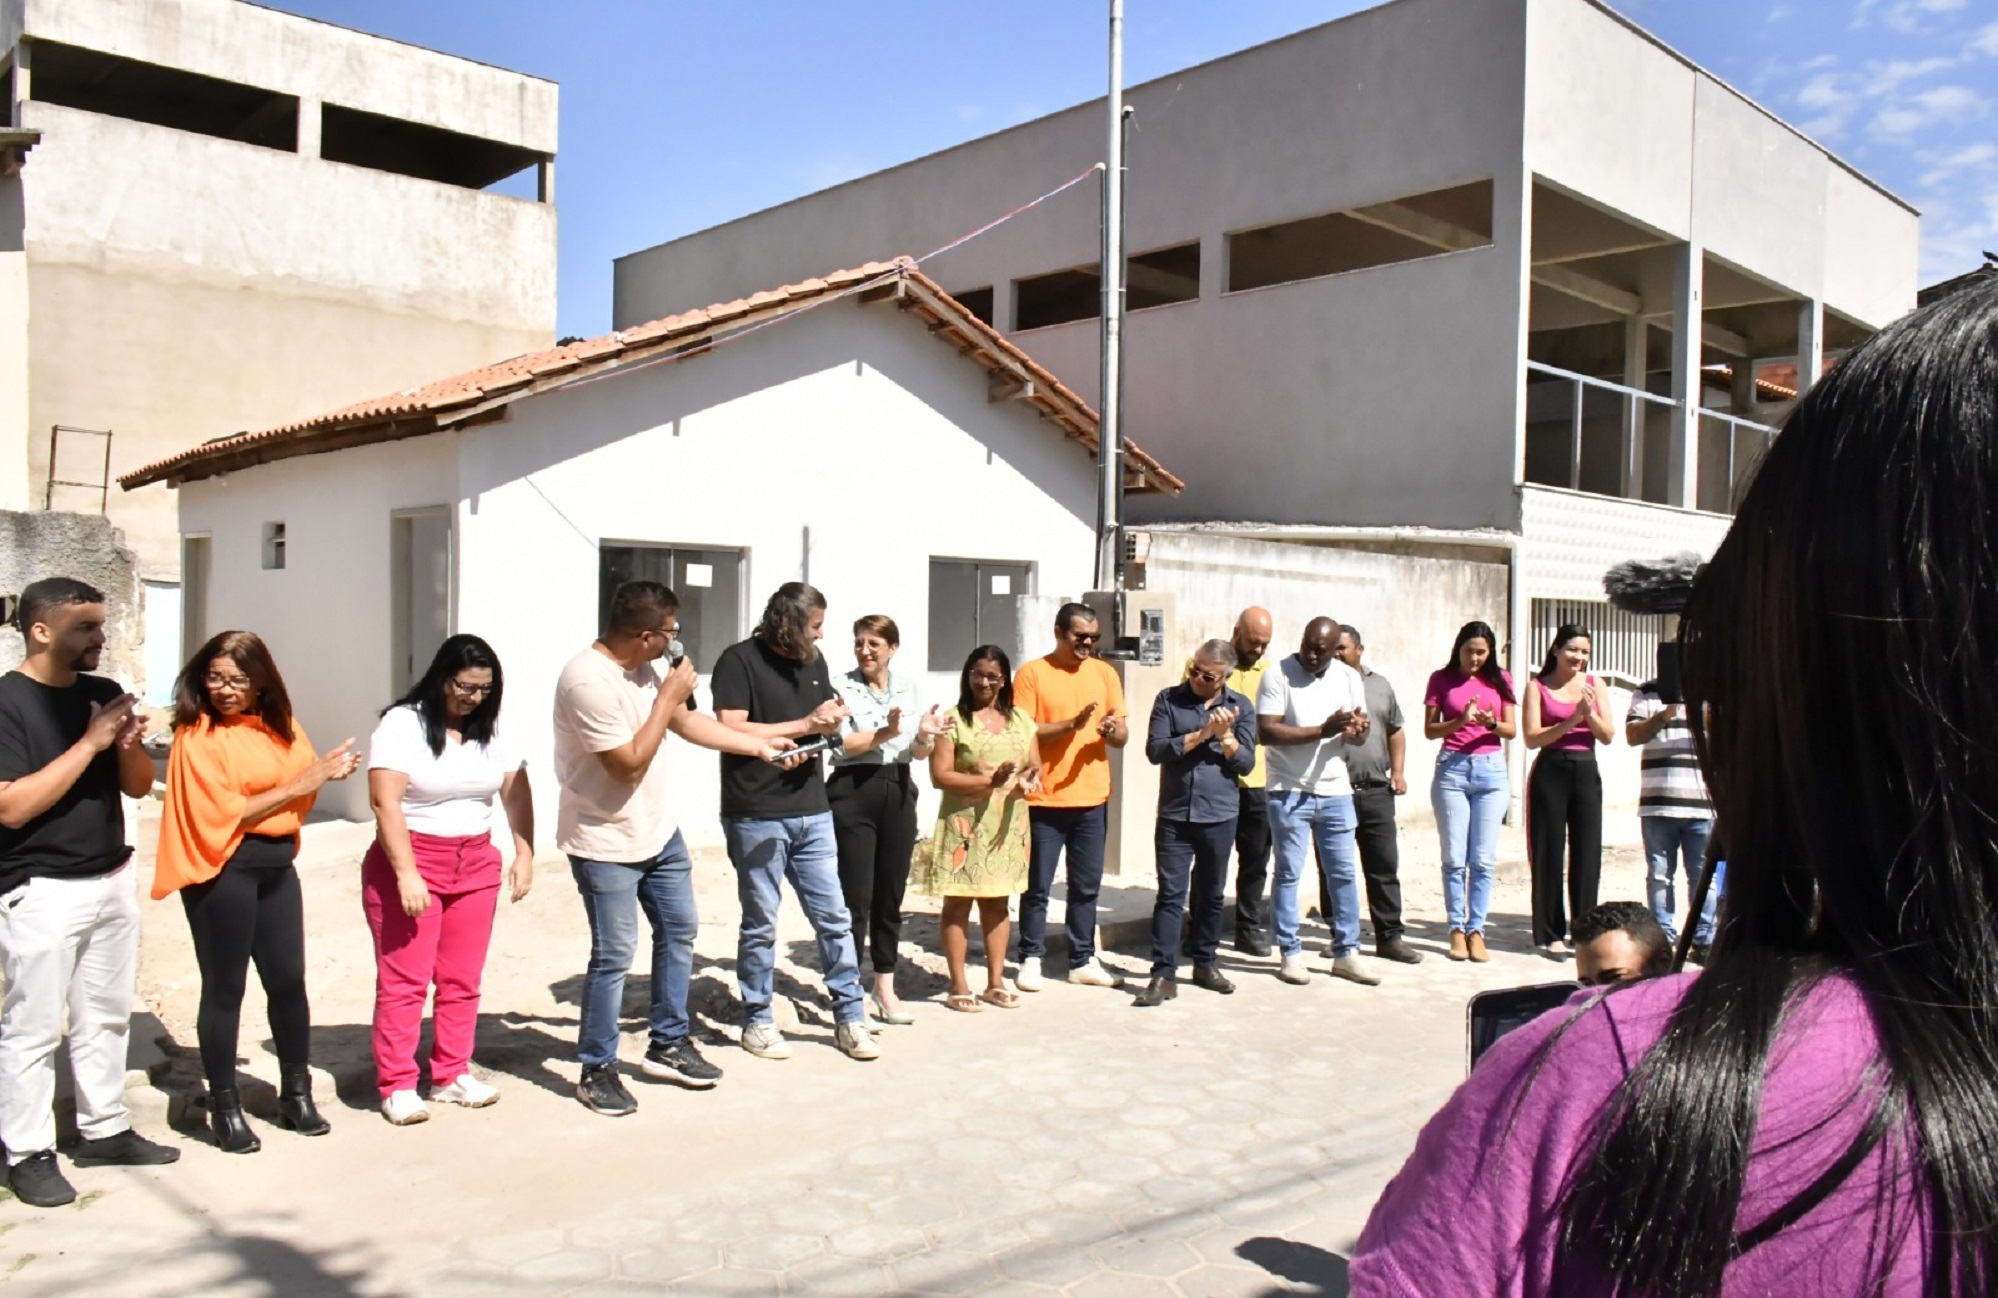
[1524,361,1773,516]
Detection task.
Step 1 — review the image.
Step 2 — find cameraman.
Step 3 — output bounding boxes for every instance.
[1626,677,1715,961]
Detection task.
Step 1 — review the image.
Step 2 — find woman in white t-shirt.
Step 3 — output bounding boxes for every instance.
[362,635,534,1126]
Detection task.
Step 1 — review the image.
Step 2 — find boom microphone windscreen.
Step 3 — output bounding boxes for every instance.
[1603,553,1704,616]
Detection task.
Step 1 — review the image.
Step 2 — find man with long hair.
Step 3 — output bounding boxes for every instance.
[0,578,175,1205]
[712,583,879,1063]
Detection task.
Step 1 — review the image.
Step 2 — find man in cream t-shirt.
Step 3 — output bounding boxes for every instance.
[553,580,789,1118]
[1255,617,1382,989]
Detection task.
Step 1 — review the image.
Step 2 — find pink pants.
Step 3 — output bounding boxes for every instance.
[361,832,501,1098]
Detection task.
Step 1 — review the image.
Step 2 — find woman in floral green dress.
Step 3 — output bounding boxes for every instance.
[920,645,1041,1011]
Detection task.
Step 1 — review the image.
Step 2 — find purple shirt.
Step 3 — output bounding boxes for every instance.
[1424,669,1513,755]
[1351,973,1929,1296]
[1533,677,1600,753]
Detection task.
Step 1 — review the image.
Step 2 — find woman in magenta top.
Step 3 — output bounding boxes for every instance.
[1520,625,1613,951]
[1422,621,1516,962]
[1351,276,1998,1298]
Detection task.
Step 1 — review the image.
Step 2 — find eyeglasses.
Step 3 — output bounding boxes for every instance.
[969,672,1006,686]
[447,679,494,699]
[1068,632,1101,645]
[204,673,252,692]
[1189,667,1224,684]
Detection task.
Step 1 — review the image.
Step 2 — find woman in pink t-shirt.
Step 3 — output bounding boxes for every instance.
[1521,625,1615,951]
[1422,621,1516,962]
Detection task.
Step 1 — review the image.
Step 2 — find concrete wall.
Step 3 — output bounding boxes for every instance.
[614,0,1534,533]
[0,509,143,687]
[16,0,557,152]
[24,101,556,578]
[178,299,1107,846]
[1525,0,1918,327]
[0,200,24,511]
[1142,529,1512,832]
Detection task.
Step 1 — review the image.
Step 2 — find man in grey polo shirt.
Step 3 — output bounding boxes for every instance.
[1332,626,1421,964]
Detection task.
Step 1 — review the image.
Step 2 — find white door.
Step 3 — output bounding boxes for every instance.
[390,509,453,697]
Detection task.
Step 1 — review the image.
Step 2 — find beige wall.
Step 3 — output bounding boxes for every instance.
[17,102,556,578]
[15,0,557,152]
[33,261,549,577]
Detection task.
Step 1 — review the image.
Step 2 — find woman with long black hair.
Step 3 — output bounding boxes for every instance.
[1423,621,1516,963]
[1520,624,1613,952]
[362,635,534,1126]
[1352,278,1998,1294]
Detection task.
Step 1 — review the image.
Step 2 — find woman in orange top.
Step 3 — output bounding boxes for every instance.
[155,631,360,1154]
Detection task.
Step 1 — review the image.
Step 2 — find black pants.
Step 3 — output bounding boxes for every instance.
[1527,751,1603,945]
[1152,817,1235,977]
[1349,784,1406,942]
[180,835,311,1091]
[829,764,918,974]
[1232,786,1272,940]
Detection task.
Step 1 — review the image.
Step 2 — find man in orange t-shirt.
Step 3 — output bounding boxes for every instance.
[1011,603,1128,991]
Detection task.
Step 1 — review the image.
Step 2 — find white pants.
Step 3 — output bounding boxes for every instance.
[0,863,140,1162]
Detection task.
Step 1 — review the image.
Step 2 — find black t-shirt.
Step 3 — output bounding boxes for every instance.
[711,636,837,820]
[0,671,132,895]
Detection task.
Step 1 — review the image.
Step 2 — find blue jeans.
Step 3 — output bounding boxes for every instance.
[1267,790,1361,958]
[1642,815,1716,944]
[722,814,865,1028]
[1019,804,1108,968]
[1432,752,1508,936]
[569,833,697,1068]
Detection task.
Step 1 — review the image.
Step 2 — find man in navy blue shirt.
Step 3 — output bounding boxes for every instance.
[1137,639,1257,1005]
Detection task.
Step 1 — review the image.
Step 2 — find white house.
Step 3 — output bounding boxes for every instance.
[118,260,1182,846]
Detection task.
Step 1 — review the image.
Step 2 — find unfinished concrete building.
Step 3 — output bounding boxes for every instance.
[0,0,557,640]
[613,0,1916,811]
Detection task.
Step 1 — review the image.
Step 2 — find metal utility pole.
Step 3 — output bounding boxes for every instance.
[1094,0,1126,593]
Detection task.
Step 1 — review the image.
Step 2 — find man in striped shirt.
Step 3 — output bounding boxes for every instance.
[1626,681,1715,958]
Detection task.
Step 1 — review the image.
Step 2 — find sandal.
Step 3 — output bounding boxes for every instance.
[944,992,984,1013]
[980,988,1022,1009]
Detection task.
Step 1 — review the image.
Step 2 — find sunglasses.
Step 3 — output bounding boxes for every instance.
[1189,667,1224,684]
[1069,632,1101,645]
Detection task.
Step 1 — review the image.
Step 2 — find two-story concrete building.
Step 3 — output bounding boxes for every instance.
[1,0,558,617]
[613,0,1920,783]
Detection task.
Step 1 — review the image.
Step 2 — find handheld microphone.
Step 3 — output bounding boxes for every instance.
[667,638,697,710]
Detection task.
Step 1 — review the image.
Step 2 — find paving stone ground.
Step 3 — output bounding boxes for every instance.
[0,806,1647,1296]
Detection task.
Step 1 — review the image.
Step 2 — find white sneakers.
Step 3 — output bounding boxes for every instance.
[432,1073,501,1107]
[1278,954,1312,985]
[1068,959,1125,988]
[741,1024,794,1060]
[1014,962,1044,993]
[834,1022,881,1061]
[383,1074,500,1125]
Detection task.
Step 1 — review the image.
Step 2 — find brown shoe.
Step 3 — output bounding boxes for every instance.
[1446,930,1469,961]
[1466,932,1490,963]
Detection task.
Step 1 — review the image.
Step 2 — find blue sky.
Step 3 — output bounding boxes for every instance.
[267,0,1997,339]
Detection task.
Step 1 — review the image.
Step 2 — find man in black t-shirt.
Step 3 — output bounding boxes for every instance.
[0,578,178,1207]
[713,583,878,1064]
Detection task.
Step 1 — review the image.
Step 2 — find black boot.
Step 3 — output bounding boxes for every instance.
[209,1088,261,1155]
[277,1069,331,1137]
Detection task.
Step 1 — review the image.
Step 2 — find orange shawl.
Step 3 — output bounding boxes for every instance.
[153,714,318,898]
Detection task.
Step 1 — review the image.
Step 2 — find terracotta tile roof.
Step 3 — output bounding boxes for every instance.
[119,260,1183,495]
[1703,355,1839,403]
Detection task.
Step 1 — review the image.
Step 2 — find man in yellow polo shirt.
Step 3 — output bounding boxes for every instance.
[1013,602,1128,991]
[1184,608,1277,957]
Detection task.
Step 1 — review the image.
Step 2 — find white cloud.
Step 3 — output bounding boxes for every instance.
[1868,83,1988,139]
[1865,56,1956,96]
[1854,0,1971,34]
[1920,141,1998,186]
[1973,21,1998,56]
[1916,181,1998,283]
[1767,3,1795,21]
